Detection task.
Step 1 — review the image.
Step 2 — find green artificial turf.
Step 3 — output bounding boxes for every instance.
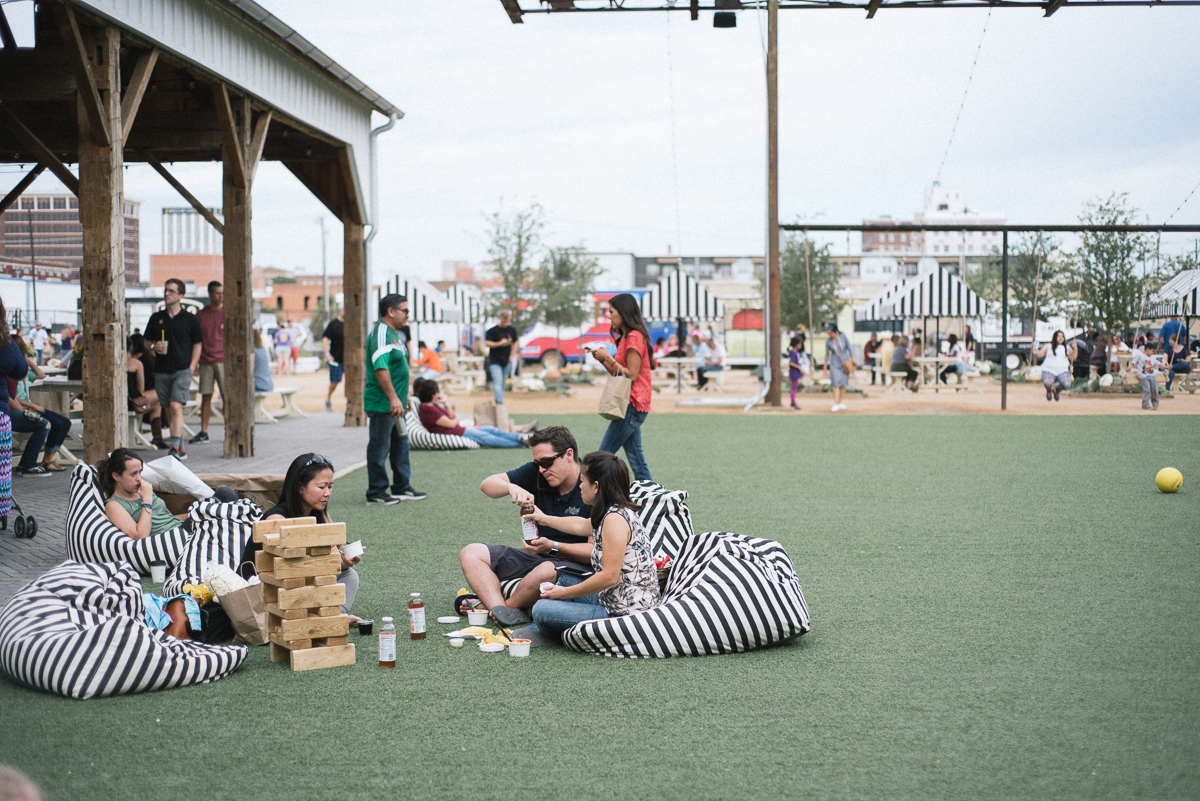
[2,414,1197,800]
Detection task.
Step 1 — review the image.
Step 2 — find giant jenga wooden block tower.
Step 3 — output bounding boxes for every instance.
[252,517,356,672]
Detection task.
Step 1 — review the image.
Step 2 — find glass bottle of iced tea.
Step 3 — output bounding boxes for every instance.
[409,592,426,640]
[379,617,396,668]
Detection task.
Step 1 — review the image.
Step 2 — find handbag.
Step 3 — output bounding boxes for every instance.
[220,578,269,646]
[598,373,632,420]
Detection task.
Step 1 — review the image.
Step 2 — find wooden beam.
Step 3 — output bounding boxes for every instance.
[0,164,46,216]
[499,0,524,23]
[343,220,366,427]
[0,4,17,51]
[866,0,883,17]
[223,92,254,458]
[337,147,364,226]
[1044,0,1067,15]
[247,109,272,185]
[54,4,111,147]
[146,156,224,235]
[120,47,159,142]
[0,104,80,195]
[282,159,345,221]
[213,83,246,189]
[77,24,127,462]
[690,0,699,21]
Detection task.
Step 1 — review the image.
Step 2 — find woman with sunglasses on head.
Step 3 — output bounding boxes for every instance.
[239,453,363,618]
[590,293,655,482]
[531,451,659,642]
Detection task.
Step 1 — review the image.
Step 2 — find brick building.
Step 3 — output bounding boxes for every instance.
[1,192,140,285]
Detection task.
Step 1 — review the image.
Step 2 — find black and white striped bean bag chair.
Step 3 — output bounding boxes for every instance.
[406,403,479,451]
[163,497,262,596]
[66,465,189,574]
[499,481,695,599]
[562,532,810,659]
[0,560,247,699]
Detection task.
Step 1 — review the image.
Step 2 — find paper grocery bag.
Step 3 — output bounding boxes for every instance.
[472,402,511,431]
[598,375,632,421]
[222,582,269,646]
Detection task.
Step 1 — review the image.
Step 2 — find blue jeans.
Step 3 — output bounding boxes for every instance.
[463,426,524,448]
[6,410,51,470]
[487,362,511,405]
[598,404,651,482]
[365,411,412,499]
[532,575,608,640]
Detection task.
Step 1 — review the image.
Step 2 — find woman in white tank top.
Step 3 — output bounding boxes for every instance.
[1034,330,1077,402]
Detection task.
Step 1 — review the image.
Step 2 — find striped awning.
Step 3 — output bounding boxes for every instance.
[639,270,725,322]
[381,276,462,323]
[443,283,483,325]
[854,265,984,321]
[1147,269,1200,318]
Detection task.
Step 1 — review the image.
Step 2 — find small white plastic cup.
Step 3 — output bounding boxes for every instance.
[467,610,489,627]
[150,561,166,584]
[508,639,531,657]
[342,540,364,560]
[539,581,555,594]
[449,638,464,648]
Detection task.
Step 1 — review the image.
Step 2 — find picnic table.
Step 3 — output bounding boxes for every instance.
[27,377,86,463]
[653,356,695,394]
[912,355,979,393]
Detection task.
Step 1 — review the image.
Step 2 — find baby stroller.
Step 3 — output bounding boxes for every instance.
[0,412,37,539]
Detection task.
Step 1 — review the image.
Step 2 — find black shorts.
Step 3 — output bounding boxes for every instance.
[487,544,591,583]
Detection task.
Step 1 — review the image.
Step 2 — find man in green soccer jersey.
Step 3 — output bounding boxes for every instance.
[364,293,427,504]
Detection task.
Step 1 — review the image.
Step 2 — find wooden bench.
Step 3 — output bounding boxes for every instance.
[254,387,306,424]
[886,371,911,393]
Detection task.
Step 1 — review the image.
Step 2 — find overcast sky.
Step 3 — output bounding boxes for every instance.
[7,1,1200,282]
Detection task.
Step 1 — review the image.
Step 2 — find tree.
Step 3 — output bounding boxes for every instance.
[1072,193,1154,331]
[535,246,601,363]
[965,233,1066,334]
[483,203,543,332]
[776,234,844,336]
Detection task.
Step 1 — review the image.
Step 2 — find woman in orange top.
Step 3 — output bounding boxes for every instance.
[414,340,443,380]
[591,293,655,482]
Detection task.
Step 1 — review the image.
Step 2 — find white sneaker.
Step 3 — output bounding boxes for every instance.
[831,403,840,412]
[838,403,848,411]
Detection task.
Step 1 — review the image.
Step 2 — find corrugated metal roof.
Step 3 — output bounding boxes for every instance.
[224,0,403,119]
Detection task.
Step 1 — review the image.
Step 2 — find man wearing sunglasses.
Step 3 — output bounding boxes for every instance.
[461,425,593,626]
[364,293,426,504]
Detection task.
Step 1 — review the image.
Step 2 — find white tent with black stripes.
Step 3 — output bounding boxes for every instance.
[639,270,725,323]
[854,262,985,322]
[1147,269,1200,318]
[381,276,462,323]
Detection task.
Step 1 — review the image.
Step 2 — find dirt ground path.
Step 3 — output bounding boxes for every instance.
[272,366,1200,418]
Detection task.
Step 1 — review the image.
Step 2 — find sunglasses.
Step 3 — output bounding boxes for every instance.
[534,450,567,470]
[305,454,332,468]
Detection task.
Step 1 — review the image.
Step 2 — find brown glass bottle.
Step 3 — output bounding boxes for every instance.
[409,592,426,640]
[378,617,396,668]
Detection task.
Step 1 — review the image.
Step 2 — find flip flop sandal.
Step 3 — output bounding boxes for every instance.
[453,591,483,616]
[42,463,65,472]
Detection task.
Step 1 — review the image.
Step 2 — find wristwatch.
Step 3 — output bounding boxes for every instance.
[549,541,559,555]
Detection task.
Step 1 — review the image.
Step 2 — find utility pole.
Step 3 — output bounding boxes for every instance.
[765,0,781,406]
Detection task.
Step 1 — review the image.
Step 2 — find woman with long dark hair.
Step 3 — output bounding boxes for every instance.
[1034,330,1077,402]
[102,448,238,538]
[591,293,655,482]
[240,453,363,617]
[530,451,659,641]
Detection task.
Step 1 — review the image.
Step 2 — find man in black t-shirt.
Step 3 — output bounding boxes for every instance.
[143,278,203,460]
[322,307,345,413]
[460,426,592,626]
[484,309,519,405]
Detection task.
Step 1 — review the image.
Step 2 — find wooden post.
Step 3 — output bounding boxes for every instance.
[343,221,366,427]
[77,24,128,463]
[764,0,782,406]
[223,93,254,457]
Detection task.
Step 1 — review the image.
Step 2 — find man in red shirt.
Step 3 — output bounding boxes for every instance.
[192,281,224,444]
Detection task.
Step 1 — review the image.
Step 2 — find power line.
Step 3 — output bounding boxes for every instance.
[934,8,991,185]
[1163,177,1200,224]
[665,10,683,259]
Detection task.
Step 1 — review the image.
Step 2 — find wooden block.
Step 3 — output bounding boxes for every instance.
[279,614,349,641]
[272,553,340,580]
[252,516,317,543]
[317,606,340,617]
[265,603,307,620]
[267,612,283,634]
[309,575,336,586]
[307,546,336,556]
[277,522,347,549]
[290,643,355,672]
[313,636,349,647]
[259,572,305,589]
[275,583,345,611]
[269,632,312,650]
[254,550,275,574]
[260,583,278,604]
[270,642,289,663]
[264,543,307,558]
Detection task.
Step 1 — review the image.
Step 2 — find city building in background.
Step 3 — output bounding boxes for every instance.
[0,192,139,285]
[149,207,223,290]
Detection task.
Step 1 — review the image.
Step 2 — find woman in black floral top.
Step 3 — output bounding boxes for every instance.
[531,452,660,641]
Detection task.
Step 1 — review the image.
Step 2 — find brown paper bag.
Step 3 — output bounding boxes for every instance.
[598,375,632,420]
[472,402,511,432]
[221,582,269,646]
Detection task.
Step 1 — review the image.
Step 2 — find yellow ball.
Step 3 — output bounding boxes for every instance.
[1155,467,1183,493]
